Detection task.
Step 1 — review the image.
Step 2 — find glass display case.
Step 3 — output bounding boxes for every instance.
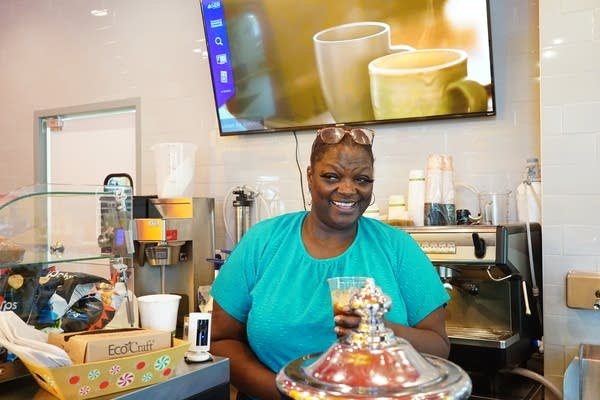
[0,183,134,382]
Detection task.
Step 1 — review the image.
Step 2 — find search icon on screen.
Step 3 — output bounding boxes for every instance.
[214,37,223,46]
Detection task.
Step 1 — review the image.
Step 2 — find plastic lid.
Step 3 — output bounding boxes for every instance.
[441,154,454,171]
[409,169,426,180]
[388,194,406,207]
[427,154,444,170]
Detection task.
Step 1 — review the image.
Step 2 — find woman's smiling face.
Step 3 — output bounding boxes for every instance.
[307,141,374,231]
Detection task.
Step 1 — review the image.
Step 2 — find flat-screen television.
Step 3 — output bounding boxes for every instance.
[200,0,495,136]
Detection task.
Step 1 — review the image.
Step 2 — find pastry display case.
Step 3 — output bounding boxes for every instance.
[0,183,134,383]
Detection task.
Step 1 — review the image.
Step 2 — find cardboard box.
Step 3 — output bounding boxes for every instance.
[21,338,189,400]
[48,328,172,364]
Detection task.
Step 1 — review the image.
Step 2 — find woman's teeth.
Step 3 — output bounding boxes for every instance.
[332,200,356,209]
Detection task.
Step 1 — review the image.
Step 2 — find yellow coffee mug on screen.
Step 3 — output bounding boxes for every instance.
[368,48,488,119]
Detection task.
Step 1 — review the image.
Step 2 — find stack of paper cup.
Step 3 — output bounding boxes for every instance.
[425,154,456,225]
[425,154,443,225]
[441,155,456,225]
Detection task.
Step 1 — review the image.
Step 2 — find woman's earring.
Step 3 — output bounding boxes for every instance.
[369,193,376,206]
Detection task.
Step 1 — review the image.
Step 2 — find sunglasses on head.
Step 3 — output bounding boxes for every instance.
[316,127,375,146]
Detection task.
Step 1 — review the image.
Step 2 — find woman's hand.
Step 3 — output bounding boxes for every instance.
[333,305,361,337]
[332,306,450,358]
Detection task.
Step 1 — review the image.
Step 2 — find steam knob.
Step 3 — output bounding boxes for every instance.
[472,233,486,258]
[459,282,480,296]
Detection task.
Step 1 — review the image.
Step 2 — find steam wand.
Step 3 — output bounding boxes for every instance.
[112,258,134,327]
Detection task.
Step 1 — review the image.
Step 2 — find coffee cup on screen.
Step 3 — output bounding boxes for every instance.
[313,21,413,123]
[368,48,488,119]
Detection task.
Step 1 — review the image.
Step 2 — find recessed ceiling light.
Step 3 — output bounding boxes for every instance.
[91,9,108,17]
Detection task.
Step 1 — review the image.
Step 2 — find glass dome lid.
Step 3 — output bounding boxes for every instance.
[276,279,472,399]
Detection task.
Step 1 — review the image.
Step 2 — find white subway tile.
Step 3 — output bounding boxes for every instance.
[540,9,593,45]
[543,344,567,375]
[564,225,600,255]
[542,42,600,75]
[543,134,596,164]
[544,255,597,283]
[543,282,568,316]
[560,0,600,13]
[544,196,600,225]
[543,165,600,194]
[543,314,570,345]
[542,73,600,106]
[543,226,564,255]
[564,102,600,133]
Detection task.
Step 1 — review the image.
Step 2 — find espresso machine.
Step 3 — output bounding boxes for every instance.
[401,223,543,397]
[132,197,215,328]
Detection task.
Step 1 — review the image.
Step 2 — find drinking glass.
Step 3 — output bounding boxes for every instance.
[327,276,373,316]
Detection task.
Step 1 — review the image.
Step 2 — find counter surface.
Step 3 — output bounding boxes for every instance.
[0,356,229,400]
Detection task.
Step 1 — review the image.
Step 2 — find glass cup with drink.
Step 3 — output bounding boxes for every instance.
[327,276,374,317]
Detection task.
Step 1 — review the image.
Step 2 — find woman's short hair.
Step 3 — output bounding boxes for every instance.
[310,132,374,165]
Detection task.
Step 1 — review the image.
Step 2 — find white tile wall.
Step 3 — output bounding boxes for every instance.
[540,0,600,392]
[4,0,594,393]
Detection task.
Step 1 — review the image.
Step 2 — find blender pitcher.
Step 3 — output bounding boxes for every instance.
[478,192,510,225]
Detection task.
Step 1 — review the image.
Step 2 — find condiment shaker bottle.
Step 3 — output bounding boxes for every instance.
[388,194,410,225]
[407,169,425,226]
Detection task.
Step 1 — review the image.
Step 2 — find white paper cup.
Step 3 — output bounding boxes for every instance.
[137,294,181,333]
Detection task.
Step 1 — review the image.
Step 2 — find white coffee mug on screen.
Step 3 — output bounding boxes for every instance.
[313,21,413,122]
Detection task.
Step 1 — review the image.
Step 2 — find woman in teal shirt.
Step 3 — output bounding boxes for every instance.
[210,127,450,400]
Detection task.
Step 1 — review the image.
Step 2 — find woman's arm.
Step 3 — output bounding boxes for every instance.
[384,306,450,357]
[210,302,281,400]
[334,306,450,358]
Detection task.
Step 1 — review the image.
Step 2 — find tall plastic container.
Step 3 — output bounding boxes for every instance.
[516,158,541,223]
[151,142,198,198]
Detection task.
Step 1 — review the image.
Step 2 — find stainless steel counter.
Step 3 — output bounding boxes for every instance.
[0,356,229,400]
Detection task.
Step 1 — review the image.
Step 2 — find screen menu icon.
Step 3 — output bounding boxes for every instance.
[202,1,234,107]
